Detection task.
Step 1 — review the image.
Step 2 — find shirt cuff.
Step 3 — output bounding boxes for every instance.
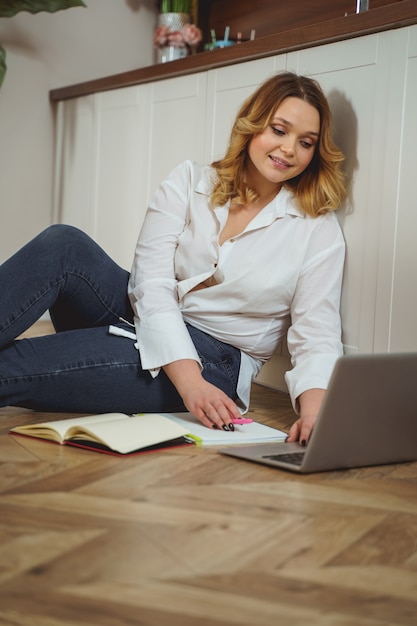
[134,313,202,372]
[284,352,342,413]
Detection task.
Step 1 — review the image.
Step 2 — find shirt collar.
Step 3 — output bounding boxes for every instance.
[195,171,305,220]
[270,186,305,219]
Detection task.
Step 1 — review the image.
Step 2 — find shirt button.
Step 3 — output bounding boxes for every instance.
[214,263,217,267]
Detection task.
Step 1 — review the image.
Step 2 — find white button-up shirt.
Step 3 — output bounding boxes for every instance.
[128,160,345,412]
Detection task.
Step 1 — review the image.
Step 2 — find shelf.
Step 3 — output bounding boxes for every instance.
[50,0,417,101]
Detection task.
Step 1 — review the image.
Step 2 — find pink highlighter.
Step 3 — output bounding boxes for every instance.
[231,418,254,425]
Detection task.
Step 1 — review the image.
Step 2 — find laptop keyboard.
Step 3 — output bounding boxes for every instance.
[262,452,305,466]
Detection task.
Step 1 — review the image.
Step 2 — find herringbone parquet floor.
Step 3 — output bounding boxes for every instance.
[1,322,417,625]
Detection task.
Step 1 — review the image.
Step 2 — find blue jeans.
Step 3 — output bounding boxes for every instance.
[0,225,241,413]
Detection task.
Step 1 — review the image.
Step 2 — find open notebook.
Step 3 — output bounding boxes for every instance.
[220,352,417,473]
[9,411,286,455]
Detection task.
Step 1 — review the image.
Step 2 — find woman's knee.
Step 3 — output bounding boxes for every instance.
[39,224,89,247]
[36,225,102,266]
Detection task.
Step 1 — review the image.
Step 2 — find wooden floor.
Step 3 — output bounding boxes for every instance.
[1,322,417,625]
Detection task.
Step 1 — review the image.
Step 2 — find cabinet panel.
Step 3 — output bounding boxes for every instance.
[56,86,150,270]
[288,34,378,74]
[387,26,417,351]
[288,33,391,356]
[57,96,96,235]
[147,73,208,196]
[93,86,150,269]
[258,31,405,391]
[54,25,416,395]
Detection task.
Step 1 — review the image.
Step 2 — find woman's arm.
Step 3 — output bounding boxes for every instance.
[285,387,325,445]
[129,162,241,428]
[128,161,205,372]
[285,214,345,443]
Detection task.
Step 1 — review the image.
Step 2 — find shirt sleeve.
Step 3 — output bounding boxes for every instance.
[128,161,202,372]
[285,213,345,411]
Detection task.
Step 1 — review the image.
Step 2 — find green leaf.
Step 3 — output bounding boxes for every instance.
[0,44,6,88]
[0,0,86,18]
[159,0,191,14]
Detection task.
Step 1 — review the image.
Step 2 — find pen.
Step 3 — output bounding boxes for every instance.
[232,418,254,424]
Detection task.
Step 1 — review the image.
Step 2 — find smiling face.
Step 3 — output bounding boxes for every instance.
[246,96,320,195]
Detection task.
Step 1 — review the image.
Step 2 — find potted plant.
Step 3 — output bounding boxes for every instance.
[0,0,86,87]
[159,1,192,15]
[155,0,201,63]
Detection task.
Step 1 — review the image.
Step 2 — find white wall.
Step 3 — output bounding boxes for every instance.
[0,0,156,263]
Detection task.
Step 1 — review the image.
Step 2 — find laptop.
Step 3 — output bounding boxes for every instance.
[220,352,417,473]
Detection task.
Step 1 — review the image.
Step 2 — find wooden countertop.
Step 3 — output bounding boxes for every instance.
[50,0,417,101]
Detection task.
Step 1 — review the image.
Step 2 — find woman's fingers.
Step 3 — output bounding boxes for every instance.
[286,415,315,445]
[286,419,301,443]
[193,402,237,431]
[183,386,241,431]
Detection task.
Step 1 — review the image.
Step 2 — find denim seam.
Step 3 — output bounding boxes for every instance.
[0,360,139,384]
[1,270,123,333]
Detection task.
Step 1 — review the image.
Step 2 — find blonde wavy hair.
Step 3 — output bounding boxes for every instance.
[211,72,346,217]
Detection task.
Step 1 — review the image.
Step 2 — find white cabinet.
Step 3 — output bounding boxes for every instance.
[56,85,150,270]
[53,25,417,392]
[146,72,209,196]
[375,25,417,353]
[93,87,150,270]
[54,94,96,235]
[259,27,417,389]
[288,35,383,358]
[290,27,417,358]
[55,73,208,270]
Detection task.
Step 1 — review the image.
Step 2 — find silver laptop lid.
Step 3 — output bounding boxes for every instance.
[300,352,417,472]
[220,353,417,473]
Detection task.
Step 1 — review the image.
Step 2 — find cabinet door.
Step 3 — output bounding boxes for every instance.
[259,31,411,391]
[56,85,150,270]
[288,31,400,357]
[55,95,96,236]
[93,86,151,270]
[145,72,208,198]
[383,25,417,352]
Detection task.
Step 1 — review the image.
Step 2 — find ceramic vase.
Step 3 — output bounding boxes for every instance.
[156,12,191,64]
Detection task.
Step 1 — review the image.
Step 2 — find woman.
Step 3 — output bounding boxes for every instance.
[0,72,346,444]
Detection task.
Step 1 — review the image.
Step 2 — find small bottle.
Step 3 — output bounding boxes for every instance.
[356,0,369,13]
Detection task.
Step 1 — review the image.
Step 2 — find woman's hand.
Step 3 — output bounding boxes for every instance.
[163,359,241,431]
[286,388,325,446]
